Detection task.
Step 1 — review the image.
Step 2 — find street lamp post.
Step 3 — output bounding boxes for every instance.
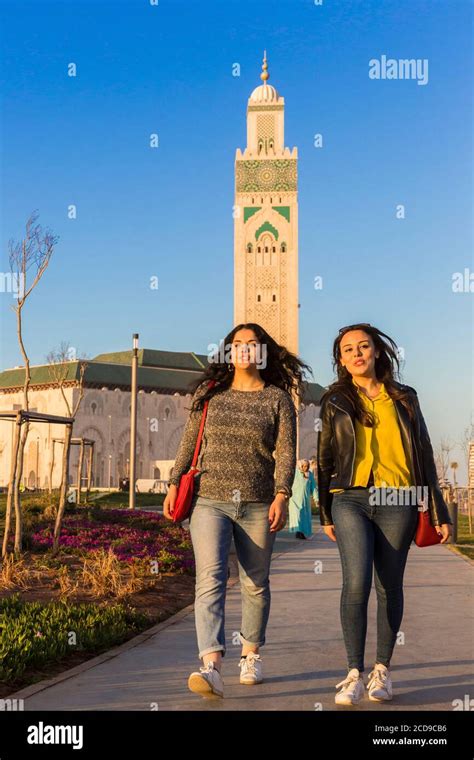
[129,333,139,509]
[449,461,459,543]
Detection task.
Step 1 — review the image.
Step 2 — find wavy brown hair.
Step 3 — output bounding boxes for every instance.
[322,323,416,426]
[185,322,313,413]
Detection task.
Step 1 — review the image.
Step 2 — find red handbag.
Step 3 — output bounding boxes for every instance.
[415,506,442,547]
[171,380,216,523]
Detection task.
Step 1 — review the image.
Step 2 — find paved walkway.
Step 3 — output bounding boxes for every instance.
[11,522,473,711]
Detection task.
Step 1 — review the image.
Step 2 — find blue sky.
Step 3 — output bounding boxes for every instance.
[0,0,472,480]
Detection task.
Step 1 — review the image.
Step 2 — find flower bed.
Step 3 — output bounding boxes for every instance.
[29,508,194,573]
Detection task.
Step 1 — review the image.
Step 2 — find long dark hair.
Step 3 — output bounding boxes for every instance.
[186,323,313,412]
[323,323,416,426]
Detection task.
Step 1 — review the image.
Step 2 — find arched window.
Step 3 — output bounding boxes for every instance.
[256,233,277,266]
[281,242,287,253]
[86,395,103,417]
[246,243,253,253]
[272,294,276,302]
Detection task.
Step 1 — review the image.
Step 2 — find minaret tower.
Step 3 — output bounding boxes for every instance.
[234,52,298,354]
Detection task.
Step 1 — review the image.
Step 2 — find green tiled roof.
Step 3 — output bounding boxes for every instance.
[0,362,81,389]
[0,349,326,403]
[0,361,203,395]
[91,349,209,371]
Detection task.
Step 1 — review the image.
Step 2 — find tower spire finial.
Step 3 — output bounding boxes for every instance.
[260,50,269,84]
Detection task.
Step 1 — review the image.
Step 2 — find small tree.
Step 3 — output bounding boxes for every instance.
[435,437,455,482]
[4,211,57,557]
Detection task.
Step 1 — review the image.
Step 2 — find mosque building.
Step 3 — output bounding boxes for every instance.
[0,55,325,490]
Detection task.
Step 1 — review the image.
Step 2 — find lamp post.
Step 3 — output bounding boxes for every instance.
[129,333,139,509]
[449,461,459,543]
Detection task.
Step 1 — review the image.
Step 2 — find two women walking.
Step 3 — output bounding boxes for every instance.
[163,321,452,704]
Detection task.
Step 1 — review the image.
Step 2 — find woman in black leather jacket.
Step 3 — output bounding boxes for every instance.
[317,323,452,706]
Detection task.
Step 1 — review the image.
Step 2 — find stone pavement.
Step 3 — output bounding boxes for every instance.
[10,521,474,711]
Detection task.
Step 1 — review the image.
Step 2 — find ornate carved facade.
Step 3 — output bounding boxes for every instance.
[234,53,299,355]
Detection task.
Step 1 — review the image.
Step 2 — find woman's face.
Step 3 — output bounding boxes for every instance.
[338,329,379,378]
[230,328,261,369]
[300,461,309,473]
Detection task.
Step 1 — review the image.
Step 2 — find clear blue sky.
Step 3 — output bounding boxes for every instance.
[0,0,472,480]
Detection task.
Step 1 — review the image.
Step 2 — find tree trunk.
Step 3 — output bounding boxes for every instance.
[2,413,22,559]
[53,423,73,553]
[13,419,29,555]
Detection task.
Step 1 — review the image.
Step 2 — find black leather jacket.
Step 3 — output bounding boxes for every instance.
[317,380,452,528]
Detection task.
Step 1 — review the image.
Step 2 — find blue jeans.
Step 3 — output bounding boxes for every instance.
[331,488,418,672]
[188,494,277,660]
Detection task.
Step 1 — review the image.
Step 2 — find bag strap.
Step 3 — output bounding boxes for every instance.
[190,379,216,469]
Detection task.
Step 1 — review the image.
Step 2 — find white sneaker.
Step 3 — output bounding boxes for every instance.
[188,661,224,698]
[239,652,263,685]
[335,668,365,705]
[367,663,393,702]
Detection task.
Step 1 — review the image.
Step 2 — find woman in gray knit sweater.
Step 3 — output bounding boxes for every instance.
[164,322,311,698]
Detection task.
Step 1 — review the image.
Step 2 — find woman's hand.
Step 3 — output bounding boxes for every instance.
[436,523,452,543]
[323,524,337,542]
[163,484,178,521]
[269,494,288,532]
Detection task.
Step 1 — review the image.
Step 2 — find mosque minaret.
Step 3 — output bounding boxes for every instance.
[234,52,299,354]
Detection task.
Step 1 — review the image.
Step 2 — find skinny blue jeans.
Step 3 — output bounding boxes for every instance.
[331,488,418,672]
[188,494,277,660]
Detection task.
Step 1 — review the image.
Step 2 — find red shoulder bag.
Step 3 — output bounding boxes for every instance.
[171,380,216,523]
[415,505,442,547]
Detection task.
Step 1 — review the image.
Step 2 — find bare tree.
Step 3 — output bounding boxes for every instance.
[4,211,57,557]
[46,342,88,553]
[458,416,474,533]
[435,437,455,482]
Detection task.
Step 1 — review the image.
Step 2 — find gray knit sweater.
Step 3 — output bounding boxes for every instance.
[168,382,297,503]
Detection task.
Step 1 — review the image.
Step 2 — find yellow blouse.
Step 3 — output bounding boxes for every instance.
[330,378,413,492]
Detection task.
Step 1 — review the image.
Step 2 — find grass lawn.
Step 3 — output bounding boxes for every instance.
[90,490,165,507]
[448,512,474,561]
[0,489,165,510]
